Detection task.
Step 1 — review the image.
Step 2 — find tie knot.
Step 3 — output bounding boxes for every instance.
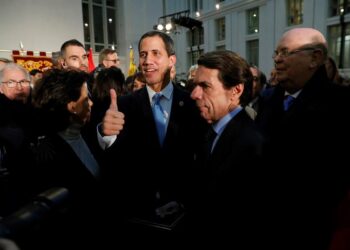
[153,93,162,105]
[283,95,295,111]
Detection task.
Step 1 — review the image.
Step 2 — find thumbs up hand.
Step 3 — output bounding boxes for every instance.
[101,89,125,136]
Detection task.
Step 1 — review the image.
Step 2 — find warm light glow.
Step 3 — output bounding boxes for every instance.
[108,18,113,23]
[216,4,220,10]
[340,8,344,13]
[255,29,258,33]
[253,14,257,17]
[84,23,88,27]
[196,11,200,17]
[165,22,173,31]
[157,24,164,31]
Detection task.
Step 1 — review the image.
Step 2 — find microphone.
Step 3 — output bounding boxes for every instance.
[0,187,69,238]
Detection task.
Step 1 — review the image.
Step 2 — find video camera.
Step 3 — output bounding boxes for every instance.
[0,187,69,239]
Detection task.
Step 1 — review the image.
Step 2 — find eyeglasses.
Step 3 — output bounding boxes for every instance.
[1,80,31,88]
[104,59,120,64]
[272,47,316,59]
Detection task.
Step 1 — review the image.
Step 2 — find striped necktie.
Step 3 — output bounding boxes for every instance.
[152,93,166,145]
[283,95,295,111]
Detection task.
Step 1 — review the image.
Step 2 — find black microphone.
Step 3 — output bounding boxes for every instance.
[0,187,69,238]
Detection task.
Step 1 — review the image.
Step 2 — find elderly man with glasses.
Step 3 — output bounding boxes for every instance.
[256,27,350,250]
[0,63,31,104]
[0,63,37,217]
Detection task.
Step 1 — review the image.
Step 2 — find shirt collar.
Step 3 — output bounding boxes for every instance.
[285,89,302,99]
[147,81,174,103]
[212,105,243,136]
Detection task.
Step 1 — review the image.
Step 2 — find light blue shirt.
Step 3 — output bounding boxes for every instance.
[97,82,174,150]
[211,105,243,152]
[147,82,174,130]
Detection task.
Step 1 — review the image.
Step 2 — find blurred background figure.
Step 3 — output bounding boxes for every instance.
[325,56,347,86]
[171,65,186,89]
[0,58,12,71]
[186,64,198,92]
[92,48,122,79]
[90,66,126,128]
[99,48,120,69]
[267,68,278,87]
[51,51,63,70]
[126,71,146,92]
[29,69,43,88]
[187,64,198,81]
[247,64,267,113]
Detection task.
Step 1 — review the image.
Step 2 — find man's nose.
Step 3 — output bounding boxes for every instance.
[190,85,202,100]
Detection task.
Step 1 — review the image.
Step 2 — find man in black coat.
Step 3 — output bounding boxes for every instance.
[256,27,350,250]
[99,31,206,243]
[189,50,265,247]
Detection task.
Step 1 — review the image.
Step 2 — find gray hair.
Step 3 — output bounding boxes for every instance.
[0,63,31,83]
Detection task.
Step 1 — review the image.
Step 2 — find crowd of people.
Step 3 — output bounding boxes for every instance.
[1,27,350,249]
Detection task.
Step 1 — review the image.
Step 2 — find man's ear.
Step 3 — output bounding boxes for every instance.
[229,83,244,101]
[233,83,244,96]
[169,54,176,68]
[67,101,76,114]
[61,60,67,68]
[310,50,323,69]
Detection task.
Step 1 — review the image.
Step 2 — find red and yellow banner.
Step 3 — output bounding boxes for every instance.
[13,55,52,72]
[12,51,52,72]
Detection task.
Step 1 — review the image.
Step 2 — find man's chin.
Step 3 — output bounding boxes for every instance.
[80,66,89,73]
[200,113,212,124]
[14,97,28,104]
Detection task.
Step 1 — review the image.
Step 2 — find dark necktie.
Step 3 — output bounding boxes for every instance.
[206,127,217,154]
[283,95,295,111]
[152,93,166,145]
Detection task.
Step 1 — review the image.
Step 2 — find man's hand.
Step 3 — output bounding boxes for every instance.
[101,89,124,136]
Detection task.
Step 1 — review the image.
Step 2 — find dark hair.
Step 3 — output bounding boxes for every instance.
[126,71,146,92]
[138,31,175,56]
[60,39,85,58]
[197,50,253,106]
[29,69,42,76]
[32,69,89,132]
[92,66,125,100]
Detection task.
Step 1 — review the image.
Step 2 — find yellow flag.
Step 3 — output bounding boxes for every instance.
[128,45,137,77]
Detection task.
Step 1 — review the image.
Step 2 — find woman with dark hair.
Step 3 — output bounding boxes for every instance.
[31,68,104,249]
[90,67,125,129]
[126,71,146,92]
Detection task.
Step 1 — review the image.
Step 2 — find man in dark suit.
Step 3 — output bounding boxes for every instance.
[256,28,350,250]
[99,31,206,242]
[189,50,265,246]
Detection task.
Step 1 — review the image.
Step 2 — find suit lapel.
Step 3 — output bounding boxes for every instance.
[210,110,247,163]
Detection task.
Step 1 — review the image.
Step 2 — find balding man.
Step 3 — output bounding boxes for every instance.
[256,28,350,250]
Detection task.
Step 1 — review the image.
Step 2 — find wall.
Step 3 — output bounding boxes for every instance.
[118,0,163,75]
[0,0,84,59]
